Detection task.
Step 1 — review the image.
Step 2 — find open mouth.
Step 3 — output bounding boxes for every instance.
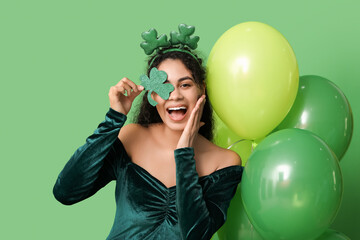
[167,106,187,121]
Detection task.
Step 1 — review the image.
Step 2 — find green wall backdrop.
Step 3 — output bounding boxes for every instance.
[1,0,359,239]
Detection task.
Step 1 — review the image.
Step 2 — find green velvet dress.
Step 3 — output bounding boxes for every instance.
[53,108,243,240]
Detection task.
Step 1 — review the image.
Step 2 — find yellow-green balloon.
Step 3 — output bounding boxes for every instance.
[207,22,299,140]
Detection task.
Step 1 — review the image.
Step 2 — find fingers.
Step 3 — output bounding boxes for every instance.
[115,78,143,96]
[196,95,206,109]
[186,95,206,132]
[108,77,144,115]
[193,95,206,126]
[177,95,206,148]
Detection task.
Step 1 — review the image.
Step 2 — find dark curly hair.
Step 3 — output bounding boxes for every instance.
[135,47,214,141]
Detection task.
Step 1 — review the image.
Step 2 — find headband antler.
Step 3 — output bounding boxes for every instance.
[140,29,171,55]
[169,24,200,49]
[140,24,199,55]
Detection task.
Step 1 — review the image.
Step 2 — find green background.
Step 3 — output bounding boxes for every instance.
[1,0,359,239]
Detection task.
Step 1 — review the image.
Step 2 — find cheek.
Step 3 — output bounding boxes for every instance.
[152,93,165,112]
[151,92,165,104]
[151,92,157,101]
[199,85,205,95]
[196,88,204,99]
[155,105,161,114]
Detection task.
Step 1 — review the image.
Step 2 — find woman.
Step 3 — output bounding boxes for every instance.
[53,27,243,240]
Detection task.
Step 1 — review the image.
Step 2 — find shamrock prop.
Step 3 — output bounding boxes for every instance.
[140,29,171,55]
[140,24,200,55]
[140,67,174,106]
[170,24,200,49]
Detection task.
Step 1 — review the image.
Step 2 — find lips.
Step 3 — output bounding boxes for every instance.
[167,106,187,121]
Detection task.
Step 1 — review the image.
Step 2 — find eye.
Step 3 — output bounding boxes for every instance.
[180,83,192,88]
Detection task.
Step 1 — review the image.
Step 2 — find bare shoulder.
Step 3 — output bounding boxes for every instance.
[119,123,146,141]
[118,123,150,155]
[196,137,242,171]
[212,144,241,170]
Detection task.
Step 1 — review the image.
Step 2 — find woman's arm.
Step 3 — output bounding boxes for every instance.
[53,108,127,205]
[175,95,242,239]
[175,148,242,240]
[53,78,143,205]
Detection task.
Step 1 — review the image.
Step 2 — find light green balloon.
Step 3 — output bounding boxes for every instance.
[207,22,298,140]
[241,129,343,240]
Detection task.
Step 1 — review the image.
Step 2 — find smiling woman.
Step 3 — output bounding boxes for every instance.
[137,45,214,141]
[53,24,243,240]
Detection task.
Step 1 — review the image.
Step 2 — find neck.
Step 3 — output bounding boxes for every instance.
[154,123,197,150]
[162,125,184,149]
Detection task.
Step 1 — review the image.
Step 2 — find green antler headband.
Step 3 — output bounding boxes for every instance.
[140,23,201,66]
[139,24,201,107]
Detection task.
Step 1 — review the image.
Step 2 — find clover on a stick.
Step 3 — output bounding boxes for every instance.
[140,67,174,106]
[140,28,171,55]
[169,24,200,50]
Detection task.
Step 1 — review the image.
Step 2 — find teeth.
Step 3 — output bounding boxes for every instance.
[168,107,187,111]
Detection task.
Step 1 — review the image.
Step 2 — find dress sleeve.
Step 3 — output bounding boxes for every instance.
[174,147,243,240]
[53,108,127,205]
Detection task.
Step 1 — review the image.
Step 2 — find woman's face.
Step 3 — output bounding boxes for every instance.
[153,58,204,131]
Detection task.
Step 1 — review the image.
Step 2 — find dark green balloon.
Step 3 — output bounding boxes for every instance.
[276,75,353,160]
[241,129,343,240]
[315,229,350,240]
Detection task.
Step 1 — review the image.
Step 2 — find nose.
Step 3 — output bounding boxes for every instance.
[168,87,183,101]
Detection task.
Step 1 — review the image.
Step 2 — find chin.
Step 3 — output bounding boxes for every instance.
[171,124,186,132]
[163,119,187,132]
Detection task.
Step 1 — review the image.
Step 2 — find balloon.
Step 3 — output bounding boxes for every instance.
[276,75,353,160]
[207,22,298,140]
[217,185,264,240]
[241,129,343,240]
[213,113,253,166]
[316,229,350,240]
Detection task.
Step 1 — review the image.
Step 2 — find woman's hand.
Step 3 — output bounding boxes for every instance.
[176,95,206,149]
[109,78,144,115]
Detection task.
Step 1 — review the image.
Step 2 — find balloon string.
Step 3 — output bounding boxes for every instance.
[227,139,245,149]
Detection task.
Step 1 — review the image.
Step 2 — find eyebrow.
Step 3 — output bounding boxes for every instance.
[178,76,194,82]
[165,76,194,83]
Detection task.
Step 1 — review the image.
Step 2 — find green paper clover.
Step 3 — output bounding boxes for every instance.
[169,24,200,50]
[140,28,171,55]
[140,67,174,106]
